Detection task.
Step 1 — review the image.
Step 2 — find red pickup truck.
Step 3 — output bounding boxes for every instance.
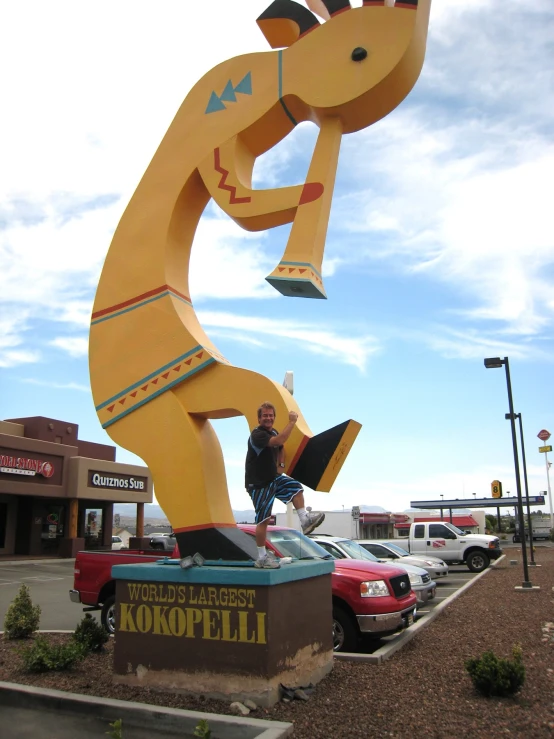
[70,524,417,652]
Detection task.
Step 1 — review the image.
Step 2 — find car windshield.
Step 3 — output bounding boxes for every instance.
[336,539,379,562]
[444,523,466,536]
[382,542,410,556]
[266,530,332,560]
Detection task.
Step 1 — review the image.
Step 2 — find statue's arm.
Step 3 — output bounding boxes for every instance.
[197,134,323,232]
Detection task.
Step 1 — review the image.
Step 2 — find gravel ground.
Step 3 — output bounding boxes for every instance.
[1,550,553,738]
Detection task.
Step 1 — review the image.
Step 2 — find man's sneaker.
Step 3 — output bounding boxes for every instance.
[302,511,325,536]
[254,553,281,569]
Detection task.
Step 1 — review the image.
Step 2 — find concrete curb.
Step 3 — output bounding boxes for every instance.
[0,681,293,739]
[335,555,506,664]
[0,558,75,566]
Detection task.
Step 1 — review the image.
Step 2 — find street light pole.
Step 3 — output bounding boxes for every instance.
[513,413,536,565]
[484,356,532,588]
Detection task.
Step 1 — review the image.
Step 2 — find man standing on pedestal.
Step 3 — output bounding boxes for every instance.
[245,401,325,569]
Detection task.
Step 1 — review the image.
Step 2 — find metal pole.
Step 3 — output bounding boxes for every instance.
[545,451,554,528]
[516,413,535,564]
[496,505,501,534]
[503,358,531,586]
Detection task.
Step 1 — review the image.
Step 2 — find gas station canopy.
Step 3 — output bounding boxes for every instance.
[410,496,545,510]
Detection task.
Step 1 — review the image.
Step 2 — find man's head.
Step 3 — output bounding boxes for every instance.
[258,402,276,430]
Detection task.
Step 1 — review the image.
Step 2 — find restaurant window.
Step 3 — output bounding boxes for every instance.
[40,505,65,554]
[85,508,103,550]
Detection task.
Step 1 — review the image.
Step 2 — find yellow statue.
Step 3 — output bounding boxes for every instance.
[89,0,431,559]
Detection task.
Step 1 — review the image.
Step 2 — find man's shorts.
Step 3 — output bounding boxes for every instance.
[247,475,303,524]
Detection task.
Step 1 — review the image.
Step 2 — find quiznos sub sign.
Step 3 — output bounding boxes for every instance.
[89,471,147,490]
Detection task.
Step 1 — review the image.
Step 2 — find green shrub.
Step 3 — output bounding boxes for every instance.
[107,719,123,739]
[465,645,525,697]
[74,613,109,652]
[3,584,41,639]
[20,635,85,673]
[194,719,212,739]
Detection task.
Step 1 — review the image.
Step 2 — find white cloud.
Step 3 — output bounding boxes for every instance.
[412,326,548,362]
[20,378,90,393]
[49,337,89,358]
[189,216,275,302]
[0,307,41,368]
[198,311,381,371]
[337,110,554,338]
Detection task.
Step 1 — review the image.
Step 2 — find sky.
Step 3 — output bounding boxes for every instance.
[1,0,554,522]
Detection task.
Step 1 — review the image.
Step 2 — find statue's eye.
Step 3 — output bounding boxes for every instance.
[351,47,368,62]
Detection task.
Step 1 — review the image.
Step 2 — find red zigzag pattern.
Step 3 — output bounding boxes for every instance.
[213,149,252,205]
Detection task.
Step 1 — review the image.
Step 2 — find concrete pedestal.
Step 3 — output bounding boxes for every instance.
[111,559,334,707]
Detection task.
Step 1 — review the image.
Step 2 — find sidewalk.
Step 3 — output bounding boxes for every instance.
[0,682,293,739]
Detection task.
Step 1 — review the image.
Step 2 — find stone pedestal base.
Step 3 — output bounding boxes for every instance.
[111,560,334,707]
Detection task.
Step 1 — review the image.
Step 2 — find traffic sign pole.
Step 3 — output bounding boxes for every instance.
[545,451,553,528]
[537,430,553,528]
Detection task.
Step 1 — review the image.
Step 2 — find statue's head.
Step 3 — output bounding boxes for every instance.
[257,0,432,133]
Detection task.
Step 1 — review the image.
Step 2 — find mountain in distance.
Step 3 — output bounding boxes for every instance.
[114,503,255,524]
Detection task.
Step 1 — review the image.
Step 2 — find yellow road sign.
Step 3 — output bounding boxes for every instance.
[538,445,552,453]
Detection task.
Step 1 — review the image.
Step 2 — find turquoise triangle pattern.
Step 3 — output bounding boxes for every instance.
[205,91,226,114]
[234,72,252,96]
[220,80,237,103]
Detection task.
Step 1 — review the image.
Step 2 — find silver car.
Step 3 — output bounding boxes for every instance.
[359,540,449,580]
[310,535,437,605]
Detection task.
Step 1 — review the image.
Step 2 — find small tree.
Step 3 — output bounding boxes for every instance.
[485,515,497,533]
[465,645,525,697]
[74,613,109,653]
[3,584,41,639]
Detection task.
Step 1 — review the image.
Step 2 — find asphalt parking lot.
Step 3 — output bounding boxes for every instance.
[1,543,551,639]
[0,559,99,631]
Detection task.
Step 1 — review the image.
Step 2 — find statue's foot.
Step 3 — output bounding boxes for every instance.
[288,419,362,491]
[174,525,258,562]
[266,261,327,299]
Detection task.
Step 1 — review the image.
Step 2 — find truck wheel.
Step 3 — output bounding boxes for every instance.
[101,595,116,634]
[332,607,358,653]
[466,551,489,573]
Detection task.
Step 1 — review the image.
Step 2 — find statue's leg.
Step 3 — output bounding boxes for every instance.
[174,363,361,493]
[105,388,258,561]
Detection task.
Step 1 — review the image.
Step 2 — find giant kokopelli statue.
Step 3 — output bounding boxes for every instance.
[90,0,431,560]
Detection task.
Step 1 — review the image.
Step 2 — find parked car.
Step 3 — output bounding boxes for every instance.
[149,533,176,551]
[368,522,501,572]
[111,535,125,551]
[310,534,436,605]
[358,540,449,580]
[70,525,417,652]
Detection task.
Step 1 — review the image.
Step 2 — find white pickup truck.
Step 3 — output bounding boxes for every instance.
[373,522,502,573]
[513,515,552,542]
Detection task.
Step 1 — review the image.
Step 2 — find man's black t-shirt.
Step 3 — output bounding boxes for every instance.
[245,426,281,487]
